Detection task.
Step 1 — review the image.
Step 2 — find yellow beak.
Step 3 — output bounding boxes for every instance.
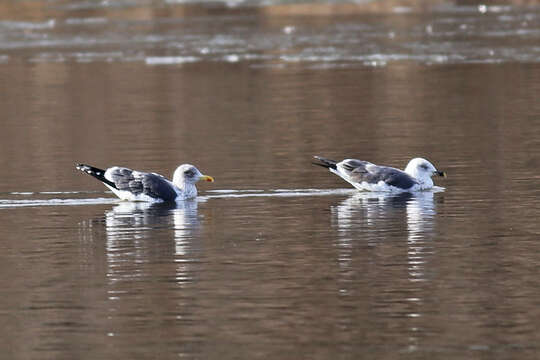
[200,175,214,182]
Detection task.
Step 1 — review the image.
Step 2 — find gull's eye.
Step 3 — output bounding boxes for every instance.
[184,169,195,177]
[420,164,429,170]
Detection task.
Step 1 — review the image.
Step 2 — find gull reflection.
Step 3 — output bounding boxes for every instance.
[104,200,201,287]
[332,190,440,351]
[332,192,414,234]
[404,191,436,282]
[332,191,438,279]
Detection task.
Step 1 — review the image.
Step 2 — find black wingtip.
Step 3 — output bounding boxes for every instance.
[76,163,117,189]
[312,156,338,170]
[76,163,96,174]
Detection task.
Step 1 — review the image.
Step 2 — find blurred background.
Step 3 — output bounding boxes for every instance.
[1,0,539,191]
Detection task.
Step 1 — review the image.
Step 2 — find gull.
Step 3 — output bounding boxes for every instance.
[313,156,445,192]
[76,163,214,202]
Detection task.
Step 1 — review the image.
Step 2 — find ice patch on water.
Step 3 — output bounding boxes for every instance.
[165,0,248,7]
[224,54,240,62]
[433,4,513,14]
[59,0,149,11]
[65,17,108,25]
[0,19,55,30]
[145,56,200,65]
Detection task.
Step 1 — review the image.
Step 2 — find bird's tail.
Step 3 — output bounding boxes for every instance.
[76,163,117,189]
[312,156,338,170]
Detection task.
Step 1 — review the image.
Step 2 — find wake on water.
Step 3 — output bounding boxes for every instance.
[0,187,443,208]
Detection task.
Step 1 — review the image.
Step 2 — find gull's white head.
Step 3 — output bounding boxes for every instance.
[172,164,214,197]
[404,158,445,188]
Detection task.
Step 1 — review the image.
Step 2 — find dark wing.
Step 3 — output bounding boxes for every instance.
[106,167,178,201]
[340,159,371,173]
[340,160,417,190]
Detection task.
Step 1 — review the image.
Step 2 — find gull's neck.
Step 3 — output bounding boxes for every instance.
[172,170,197,199]
[416,176,434,189]
[404,166,433,189]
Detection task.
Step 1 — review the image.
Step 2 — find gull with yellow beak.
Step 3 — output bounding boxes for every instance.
[76,163,214,202]
[313,156,445,192]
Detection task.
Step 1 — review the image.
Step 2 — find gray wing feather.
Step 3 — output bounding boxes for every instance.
[340,160,417,189]
[108,167,178,201]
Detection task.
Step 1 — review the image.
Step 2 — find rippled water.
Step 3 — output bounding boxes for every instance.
[1,1,540,359]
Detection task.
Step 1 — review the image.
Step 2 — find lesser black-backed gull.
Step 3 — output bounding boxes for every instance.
[76,163,214,202]
[313,156,445,192]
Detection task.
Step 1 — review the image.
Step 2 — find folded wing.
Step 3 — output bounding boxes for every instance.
[105,167,178,202]
[339,159,418,190]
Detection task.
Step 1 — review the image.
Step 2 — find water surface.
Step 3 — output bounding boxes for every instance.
[1,1,540,359]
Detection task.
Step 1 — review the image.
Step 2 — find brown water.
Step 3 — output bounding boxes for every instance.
[1,2,540,359]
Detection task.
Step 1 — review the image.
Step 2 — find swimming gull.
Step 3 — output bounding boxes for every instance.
[313,156,445,192]
[76,163,214,202]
